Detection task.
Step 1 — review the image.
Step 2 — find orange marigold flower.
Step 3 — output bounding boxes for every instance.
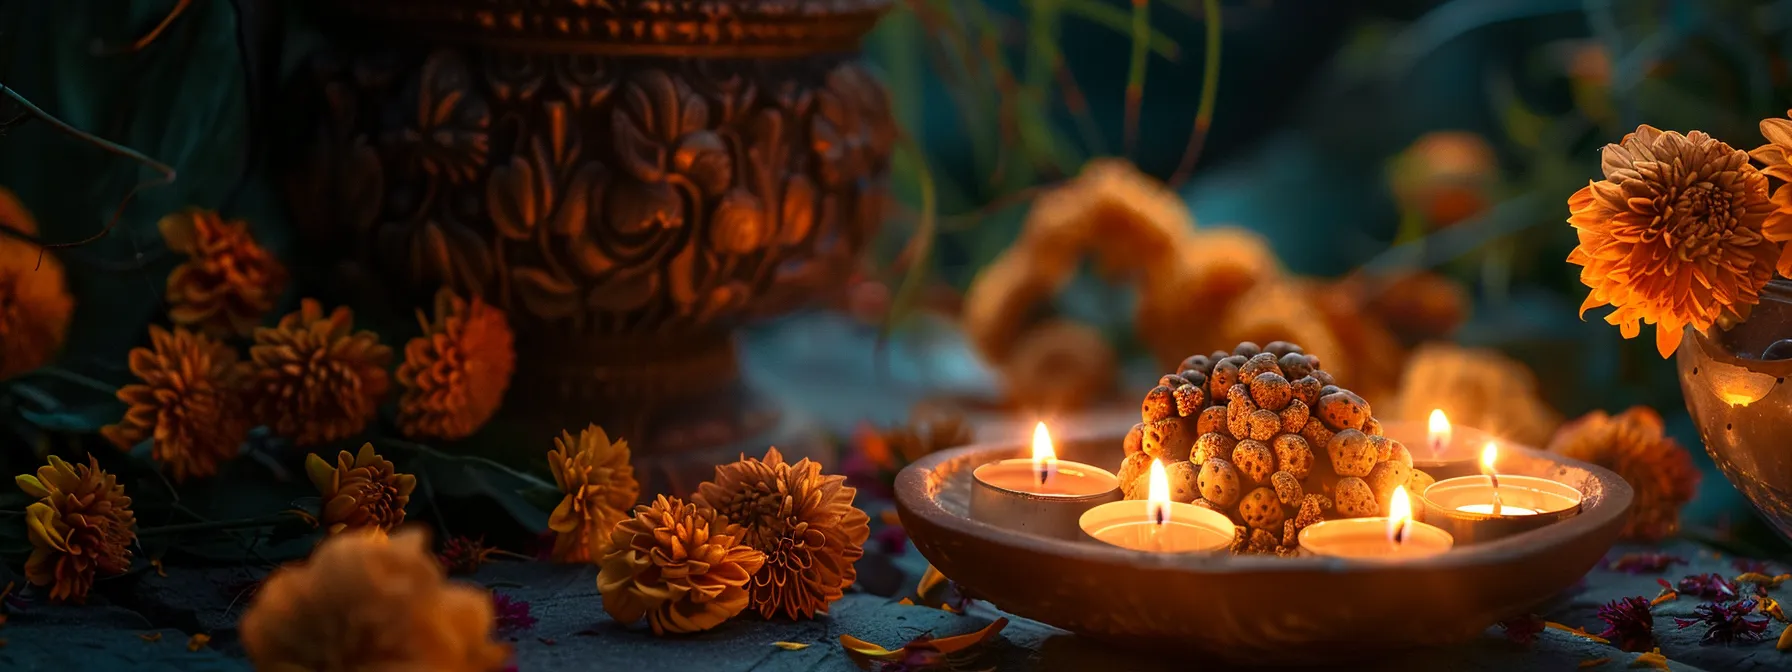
[395,289,515,441]
[597,495,765,635]
[160,208,288,337]
[1748,111,1792,272]
[547,425,640,564]
[247,299,392,446]
[1548,406,1700,542]
[0,186,74,381]
[305,443,416,535]
[1390,131,1500,227]
[1568,125,1780,358]
[100,326,252,482]
[693,447,870,620]
[241,527,511,672]
[15,456,137,603]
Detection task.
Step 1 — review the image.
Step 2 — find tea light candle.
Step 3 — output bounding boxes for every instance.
[1078,459,1236,553]
[1378,410,1482,481]
[1299,486,1454,560]
[1419,442,1583,545]
[968,423,1121,540]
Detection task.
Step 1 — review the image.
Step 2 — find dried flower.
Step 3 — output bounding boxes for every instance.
[305,443,416,535]
[840,617,1009,668]
[1736,572,1791,592]
[1609,552,1688,574]
[1734,558,1775,576]
[1017,159,1194,284]
[1500,614,1546,645]
[597,495,765,635]
[395,289,515,441]
[15,455,137,603]
[0,187,73,381]
[1545,622,1611,644]
[1136,227,1280,369]
[1390,343,1562,448]
[1569,125,1780,357]
[1779,623,1792,651]
[159,208,288,337]
[492,593,535,634]
[1579,657,1611,668]
[247,299,392,445]
[694,447,871,620]
[100,326,251,482]
[1675,599,1771,645]
[1390,131,1500,227]
[187,633,210,652]
[1678,573,1739,601]
[1760,595,1787,622]
[852,416,974,497]
[1548,407,1699,541]
[438,536,499,575]
[240,528,511,671]
[546,425,639,563]
[1595,596,1657,652]
[1630,648,1670,670]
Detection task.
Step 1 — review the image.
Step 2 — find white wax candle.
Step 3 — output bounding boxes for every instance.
[1453,504,1539,516]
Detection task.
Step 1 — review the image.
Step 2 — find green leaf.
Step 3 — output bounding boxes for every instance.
[16,401,125,434]
[385,440,553,534]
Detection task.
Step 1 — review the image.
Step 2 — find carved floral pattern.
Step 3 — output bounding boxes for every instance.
[292,47,894,351]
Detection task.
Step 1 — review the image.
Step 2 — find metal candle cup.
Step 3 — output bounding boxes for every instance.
[1379,411,1487,481]
[968,423,1120,541]
[1299,486,1454,560]
[1419,475,1583,545]
[1078,460,1234,553]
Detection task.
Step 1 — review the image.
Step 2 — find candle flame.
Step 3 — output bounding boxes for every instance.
[1480,441,1499,473]
[1428,409,1451,452]
[1387,486,1413,545]
[1032,422,1057,486]
[1146,459,1170,525]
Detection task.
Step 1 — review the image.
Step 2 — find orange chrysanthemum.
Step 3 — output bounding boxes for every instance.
[1568,125,1781,358]
[101,326,252,482]
[547,425,640,564]
[1547,406,1700,542]
[0,187,73,381]
[160,208,288,337]
[395,289,515,441]
[241,527,512,672]
[1747,111,1792,272]
[1388,343,1562,449]
[306,443,417,535]
[598,495,766,635]
[693,447,869,620]
[247,299,392,446]
[1390,131,1499,227]
[15,456,137,603]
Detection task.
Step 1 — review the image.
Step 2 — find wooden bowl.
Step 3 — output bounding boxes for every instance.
[894,421,1633,665]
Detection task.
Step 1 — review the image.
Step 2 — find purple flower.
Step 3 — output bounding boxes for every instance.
[1733,558,1774,576]
[1608,552,1688,575]
[1499,614,1545,645]
[1595,596,1656,652]
[1674,600,1770,645]
[1677,573,1738,601]
[493,592,537,634]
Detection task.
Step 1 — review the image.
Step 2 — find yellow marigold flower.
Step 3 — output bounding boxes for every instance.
[311,444,419,541]
[1548,406,1700,542]
[100,326,251,482]
[547,425,640,563]
[15,456,137,603]
[598,495,765,635]
[1388,343,1562,449]
[395,288,515,441]
[693,447,869,620]
[0,186,73,381]
[247,299,392,446]
[1568,125,1779,358]
[306,443,416,536]
[160,208,288,337]
[241,527,511,672]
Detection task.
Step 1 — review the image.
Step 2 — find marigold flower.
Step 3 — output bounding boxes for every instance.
[693,447,870,620]
[240,527,511,672]
[100,326,251,482]
[0,186,73,381]
[546,425,640,563]
[159,208,288,337]
[1748,111,1792,272]
[1548,406,1699,541]
[1390,131,1500,227]
[1568,125,1779,358]
[1388,343,1561,448]
[395,289,515,441]
[247,299,392,445]
[305,443,416,535]
[598,495,765,635]
[15,455,137,603]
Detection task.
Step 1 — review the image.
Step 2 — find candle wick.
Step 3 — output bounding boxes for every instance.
[1392,518,1409,546]
[1491,490,1503,517]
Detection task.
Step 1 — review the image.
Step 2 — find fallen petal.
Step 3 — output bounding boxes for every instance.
[771,641,810,651]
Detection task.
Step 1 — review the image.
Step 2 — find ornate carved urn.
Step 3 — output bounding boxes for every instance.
[284,0,895,492]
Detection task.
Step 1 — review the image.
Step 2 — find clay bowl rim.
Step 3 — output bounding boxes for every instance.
[895,425,1635,575]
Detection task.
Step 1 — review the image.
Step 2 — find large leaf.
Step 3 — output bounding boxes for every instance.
[382,440,554,535]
